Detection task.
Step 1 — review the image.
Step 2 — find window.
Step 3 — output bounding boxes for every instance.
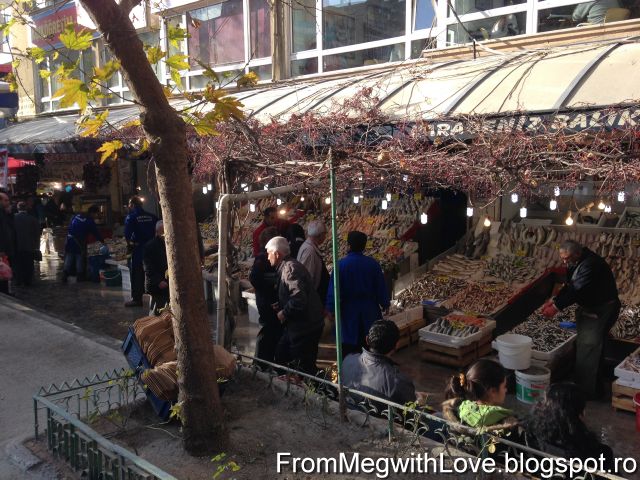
[323,0,406,49]
[414,0,436,29]
[324,42,405,71]
[187,2,246,66]
[249,0,271,59]
[292,0,317,52]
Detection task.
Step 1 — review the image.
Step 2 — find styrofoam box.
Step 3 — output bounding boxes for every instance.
[118,264,131,292]
[614,347,640,384]
[419,319,496,347]
[406,306,423,322]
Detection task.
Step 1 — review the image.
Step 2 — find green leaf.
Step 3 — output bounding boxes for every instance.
[170,69,183,90]
[165,54,189,71]
[26,47,47,64]
[97,140,123,164]
[145,45,165,65]
[39,69,52,79]
[194,59,219,84]
[52,78,89,111]
[6,72,17,92]
[193,113,220,136]
[203,86,244,120]
[92,59,121,83]
[237,71,259,89]
[0,18,16,36]
[79,111,109,138]
[11,59,21,70]
[59,23,93,50]
[53,60,80,80]
[168,24,190,49]
[52,51,59,60]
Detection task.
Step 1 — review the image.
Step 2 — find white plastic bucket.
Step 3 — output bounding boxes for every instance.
[495,333,532,370]
[516,366,551,404]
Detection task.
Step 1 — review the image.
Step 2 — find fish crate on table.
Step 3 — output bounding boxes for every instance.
[419,334,493,368]
[611,380,639,413]
[388,306,427,351]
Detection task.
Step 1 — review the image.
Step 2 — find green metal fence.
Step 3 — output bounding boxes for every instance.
[33,368,177,480]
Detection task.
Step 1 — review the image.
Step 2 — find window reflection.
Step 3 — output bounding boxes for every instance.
[323,43,404,71]
[447,11,524,42]
[449,0,526,16]
[292,0,317,52]
[538,0,633,32]
[323,0,406,49]
[187,1,245,66]
[291,57,318,75]
[249,0,271,59]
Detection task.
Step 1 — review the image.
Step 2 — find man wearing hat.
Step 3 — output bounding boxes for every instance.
[326,231,390,359]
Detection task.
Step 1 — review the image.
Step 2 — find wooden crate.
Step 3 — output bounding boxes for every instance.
[419,334,493,368]
[612,380,639,413]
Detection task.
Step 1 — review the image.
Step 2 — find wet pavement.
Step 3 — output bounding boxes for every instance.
[11,255,146,341]
[11,255,640,477]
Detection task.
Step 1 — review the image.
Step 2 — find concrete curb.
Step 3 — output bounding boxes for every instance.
[5,437,41,472]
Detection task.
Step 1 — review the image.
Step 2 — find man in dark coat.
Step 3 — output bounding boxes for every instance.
[542,239,620,398]
[124,196,157,307]
[343,320,419,407]
[265,236,324,376]
[13,201,41,286]
[0,191,16,294]
[143,221,169,315]
[249,226,282,363]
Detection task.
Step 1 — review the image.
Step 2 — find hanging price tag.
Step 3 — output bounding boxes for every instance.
[414,193,422,200]
[366,240,374,249]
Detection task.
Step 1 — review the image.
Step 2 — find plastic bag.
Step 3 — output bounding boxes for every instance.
[0,257,12,280]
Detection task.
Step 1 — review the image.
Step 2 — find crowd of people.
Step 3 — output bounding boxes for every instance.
[249,207,390,377]
[0,191,47,293]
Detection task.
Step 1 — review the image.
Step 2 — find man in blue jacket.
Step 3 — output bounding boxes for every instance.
[326,231,390,359]
[124,196,157,307]
[62,205,103,282]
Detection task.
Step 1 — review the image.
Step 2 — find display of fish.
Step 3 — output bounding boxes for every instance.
[511,306,577,352]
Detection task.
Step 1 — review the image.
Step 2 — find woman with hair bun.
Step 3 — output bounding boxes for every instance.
[442,358,515,428]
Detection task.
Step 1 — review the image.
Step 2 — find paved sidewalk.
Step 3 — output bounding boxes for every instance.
[0,294,126,479]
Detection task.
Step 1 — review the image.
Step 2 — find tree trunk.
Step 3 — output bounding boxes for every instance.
[80,0,225,455]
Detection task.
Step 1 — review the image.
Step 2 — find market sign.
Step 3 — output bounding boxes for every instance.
[416,106,640,141]
[31,3,81,49]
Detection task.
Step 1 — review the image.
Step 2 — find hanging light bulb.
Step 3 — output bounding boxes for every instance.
[263,184,269,190]
[358,175,363,181]
[300,196,305,202]
[325,197,331,205]
[520,206,527,218]
[597,200,606,210]
[549,199,558,211]
[276,198,282,206]
[215,201,219,209]
[420,212,428,224]
[381,199,388,210]
[604,205,612,213]
[510,192,519,203]
[202,186,207,194]
[353,195,359,204]
[207,183,212,191]
[554,186,560,197]
[565,211,574,226]
[483,216,491,228]
[386,192,392,202]
[249,203,256,212]
[618,191,625,202]
[403,175,408,182]
[466,207,474,217]
[279,208,286,215]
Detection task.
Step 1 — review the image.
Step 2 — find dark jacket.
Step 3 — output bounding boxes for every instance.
[276,257,324,341]
[342,349,416,406]
[143,236,168,296]
[125,206,158,266]
[0,210,16,257]
[13,211,41,253]
[249,252,279,323]
[554,248,619,310]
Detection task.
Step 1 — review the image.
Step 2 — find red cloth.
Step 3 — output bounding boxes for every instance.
[252,210,305,257]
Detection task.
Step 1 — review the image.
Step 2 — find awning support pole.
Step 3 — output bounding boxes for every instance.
[216,179,323,346]
[328,149,346,418]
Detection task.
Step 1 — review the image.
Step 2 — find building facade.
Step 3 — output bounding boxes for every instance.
[4,0,640,116]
